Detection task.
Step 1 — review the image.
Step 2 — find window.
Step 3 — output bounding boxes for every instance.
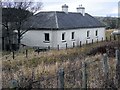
[62,33,65,41]
[44,33,49,41]
[87,31,90,38]
[71,32,75,40]
[95,30,98,36]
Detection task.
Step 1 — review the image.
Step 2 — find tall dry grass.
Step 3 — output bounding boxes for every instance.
[2,39,118,88]
[2,53,116,88]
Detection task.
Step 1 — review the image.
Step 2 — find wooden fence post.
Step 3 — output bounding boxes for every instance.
[110,36,111,41]
[92,39,93,44]
[102,37,103,42]
[26,49,28,58]
[86,40,88,45]
[37,51,39,55]
[102,53,109,88]
[12,51,15,59]
[48,46,50,50]
[82,62,87,89]
[116,49,120,88]
[66,43,67,50]
[58,68,64,89]
[106,37,108,41]
[73,42,75,48]
[97,39,98,43]
[80,41,82,47]
[114,35,116,40]
[57,45,59,51]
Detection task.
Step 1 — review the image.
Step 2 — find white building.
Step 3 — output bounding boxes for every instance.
[21,4,105,49]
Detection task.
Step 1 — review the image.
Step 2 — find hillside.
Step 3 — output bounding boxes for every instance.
[95,16,118,29]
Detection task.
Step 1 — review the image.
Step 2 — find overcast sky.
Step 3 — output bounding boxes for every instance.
[38,0,119,17]
[2,0,119,17]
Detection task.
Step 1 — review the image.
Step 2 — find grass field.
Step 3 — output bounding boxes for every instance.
[2,29,118,88]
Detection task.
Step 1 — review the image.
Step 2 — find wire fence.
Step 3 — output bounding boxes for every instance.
[7,49,120,89]
[2,35,120,89]
[1,35,118,61]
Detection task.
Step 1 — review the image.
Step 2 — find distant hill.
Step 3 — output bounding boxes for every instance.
[95,16,118,29]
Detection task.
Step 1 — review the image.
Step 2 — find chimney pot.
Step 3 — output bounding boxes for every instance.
[76,5,85,16]
[62,4,68,13]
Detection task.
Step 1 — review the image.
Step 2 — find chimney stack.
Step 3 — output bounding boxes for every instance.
[76,5,85,16]
[62,4,68,13]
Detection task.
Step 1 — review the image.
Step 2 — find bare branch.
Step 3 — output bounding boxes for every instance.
[20,29,29,36]
[29,2,43,13]
[1,1,43,13]
[2,23,7,28]
[2,1,43,50]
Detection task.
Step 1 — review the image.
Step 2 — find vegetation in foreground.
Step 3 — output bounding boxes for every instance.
[2,29,119,88]
[2,40,119,88]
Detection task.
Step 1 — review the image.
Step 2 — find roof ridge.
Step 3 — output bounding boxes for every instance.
[55,11,59,28]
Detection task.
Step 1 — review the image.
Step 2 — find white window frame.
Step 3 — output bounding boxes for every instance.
[44,33,50,43]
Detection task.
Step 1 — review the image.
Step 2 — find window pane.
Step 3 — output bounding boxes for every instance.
[72,32,74,39]
[45,33,49,41]
[62,33,65,40]
[87,31,89,37]
[96,30,98,36]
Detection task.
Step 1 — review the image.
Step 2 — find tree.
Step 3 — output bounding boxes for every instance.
[2,8,33,50]
[1,1,43,13]
[102,17,118,29]
[1,1,43,50]
[118,18,120,29]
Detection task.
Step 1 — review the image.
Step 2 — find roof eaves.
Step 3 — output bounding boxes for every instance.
[26,26,105,31]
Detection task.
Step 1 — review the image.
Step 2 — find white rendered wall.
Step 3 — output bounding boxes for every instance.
[21,27,105,49]
[21,30,54,48]
[56,28,105,49]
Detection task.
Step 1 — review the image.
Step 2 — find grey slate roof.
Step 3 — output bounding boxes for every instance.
[22,11,105,30]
